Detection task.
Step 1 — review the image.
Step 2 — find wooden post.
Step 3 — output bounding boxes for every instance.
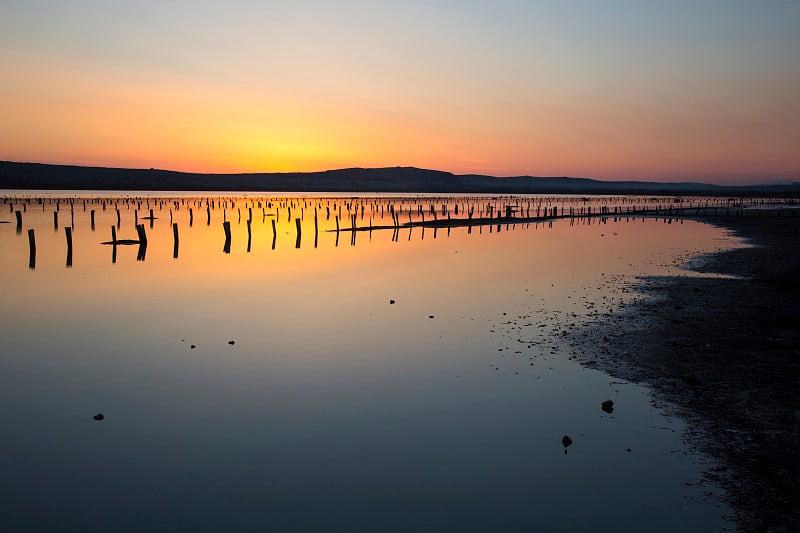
[173,223,179,259]
[28,229,35,269]
[65,227,73,268]
[136,224,147,261]
[247,220,252,253]
[15,210,22,231]
[222,221,232,254]
[54,211,58,231]
[136,224,148,245]
[90,209,95,230]
[295,218,301,249]
[111,225,117,244]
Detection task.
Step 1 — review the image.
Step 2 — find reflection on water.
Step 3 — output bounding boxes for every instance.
[0,193,755,531]
[3,193,787,269]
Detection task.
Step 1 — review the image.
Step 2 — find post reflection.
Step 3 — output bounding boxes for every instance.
[1,194,796,268]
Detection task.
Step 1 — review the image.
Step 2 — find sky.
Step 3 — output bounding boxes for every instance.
[1,1,799,184]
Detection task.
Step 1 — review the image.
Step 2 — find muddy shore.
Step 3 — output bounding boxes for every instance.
[570,212,800,531]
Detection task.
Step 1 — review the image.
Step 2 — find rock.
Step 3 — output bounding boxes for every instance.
[562,434,573,448]
[602,400,614,413]
[429,315,435,319]
[190,345,196,349]
[228,340,235,345]
[389,299,395,304]
[93,413,104,421]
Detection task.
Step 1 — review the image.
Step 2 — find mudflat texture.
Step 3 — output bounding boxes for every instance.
[571,212,800,531]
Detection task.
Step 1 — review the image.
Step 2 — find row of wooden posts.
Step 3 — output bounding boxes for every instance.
[7,194,796,225]
[16,208,798,271]
[8,194,798,270]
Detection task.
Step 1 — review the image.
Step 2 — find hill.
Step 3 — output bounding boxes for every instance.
[1,161,797,195]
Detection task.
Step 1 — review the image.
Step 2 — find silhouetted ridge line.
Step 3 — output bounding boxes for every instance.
[1,161,797,194]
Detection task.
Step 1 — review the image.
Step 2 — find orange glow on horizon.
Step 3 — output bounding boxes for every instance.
[1,27,798,185]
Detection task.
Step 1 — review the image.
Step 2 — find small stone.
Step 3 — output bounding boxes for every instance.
[190,345,196,349]
[602,400,614,414]
[626,448,632,453]
[93,413,104,421]
[389,299,395,304]
[228,340,235,345]
[562,435,573,448]
[429,315,434,319]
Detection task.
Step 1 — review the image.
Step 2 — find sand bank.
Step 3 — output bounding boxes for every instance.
[570,213,800,531]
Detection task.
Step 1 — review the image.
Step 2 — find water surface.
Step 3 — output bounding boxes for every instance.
[0,194,740,531]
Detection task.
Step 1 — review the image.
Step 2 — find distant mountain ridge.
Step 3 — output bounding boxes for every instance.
[0,161,797,195]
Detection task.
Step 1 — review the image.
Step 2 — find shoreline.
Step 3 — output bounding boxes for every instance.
[570,213,800,530]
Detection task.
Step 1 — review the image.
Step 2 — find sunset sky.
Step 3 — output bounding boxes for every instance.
[1,1,799,184]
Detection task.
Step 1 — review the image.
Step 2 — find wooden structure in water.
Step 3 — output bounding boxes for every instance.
[3,193,797,266]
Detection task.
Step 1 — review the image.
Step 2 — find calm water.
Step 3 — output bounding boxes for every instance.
[0,194,741,531]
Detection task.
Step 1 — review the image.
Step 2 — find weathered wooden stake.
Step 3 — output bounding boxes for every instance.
[28,229,35,269]
[65,227,73,267]
[90,209,95,230]
[173,223,179,259]
[15,210,22,231]
[136,224,147,245]
[295,218,302,248]
[247,220,252,253]
[222,221,232,254]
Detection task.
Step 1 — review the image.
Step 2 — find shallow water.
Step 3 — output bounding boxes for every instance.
[0,195,741,531]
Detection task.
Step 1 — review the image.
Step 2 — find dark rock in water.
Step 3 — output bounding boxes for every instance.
[390,299,395,304]
[190,345,196,349]
[626,448,632,453]
[602,399,614,413]
[429,315,435,319]
[93,413,104,421]
[562,434,573,448]
[228,340,235,345]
